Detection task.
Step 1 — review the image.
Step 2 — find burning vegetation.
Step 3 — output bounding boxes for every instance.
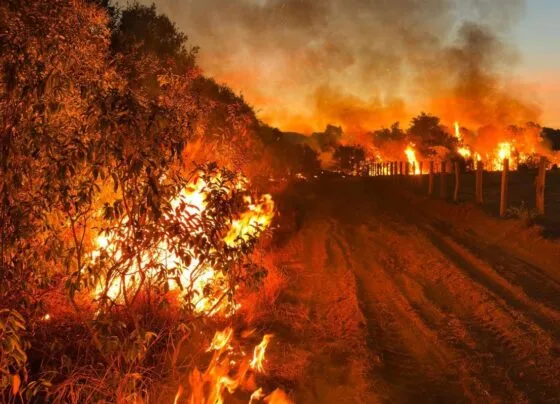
[2,0,560,403]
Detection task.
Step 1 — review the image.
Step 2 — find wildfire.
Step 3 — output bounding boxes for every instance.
[454,121,462,142]
[174,328,292,404]
[250,334,273,373]
[92,173,275,315]
[493,142,514,171]
[404,144,421,175]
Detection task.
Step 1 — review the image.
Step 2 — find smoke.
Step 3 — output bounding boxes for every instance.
[124,0,535,136]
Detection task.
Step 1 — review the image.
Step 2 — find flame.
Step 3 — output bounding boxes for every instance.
[454,121,462,142]
[404,144,421,175]
[176,329,292,404]
[250,334,273,373]
[207,328,234,352]
[92,173,275,315]
[458,146,472,159]
[225,194,275,246]
[494,142,514,171]
[497,142,512,161]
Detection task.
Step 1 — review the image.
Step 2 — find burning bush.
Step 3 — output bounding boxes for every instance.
[0,1,289,401]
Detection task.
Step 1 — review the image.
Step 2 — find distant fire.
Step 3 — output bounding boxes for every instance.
[404,145,421,174]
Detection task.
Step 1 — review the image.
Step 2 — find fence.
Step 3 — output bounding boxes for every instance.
[365,157,553,219]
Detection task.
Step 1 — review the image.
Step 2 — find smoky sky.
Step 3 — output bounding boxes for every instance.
[124,0,536,133]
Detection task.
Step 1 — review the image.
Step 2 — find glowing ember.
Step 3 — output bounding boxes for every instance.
[404,145,421,175]
[92,173,275,315]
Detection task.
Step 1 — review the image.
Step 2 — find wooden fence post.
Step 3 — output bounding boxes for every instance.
[536,156,546,215]
[440,161,447,198]
[476,161,483,204]
[500,158,509,217]
[454,161,460,202]
[428,161,434,196]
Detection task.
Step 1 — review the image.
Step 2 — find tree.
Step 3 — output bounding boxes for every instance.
[311,125,343,152]
[372,122,405,144]
[542,127,560,151]
[333,145,365,172]
[407,113,456,156]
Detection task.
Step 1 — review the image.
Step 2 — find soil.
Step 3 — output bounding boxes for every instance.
[271,177,560,403]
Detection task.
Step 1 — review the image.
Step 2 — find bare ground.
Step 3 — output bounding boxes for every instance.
[270,177,560,404]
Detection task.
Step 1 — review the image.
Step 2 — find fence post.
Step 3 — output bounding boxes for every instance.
[428,161,434,196]
[440,161,447,199]
[500,158,509,217]
[476,161,483,204]
[536,156,546,215]
[454,161,460,202]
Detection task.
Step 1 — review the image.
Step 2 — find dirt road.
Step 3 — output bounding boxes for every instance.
[273,178,560,403]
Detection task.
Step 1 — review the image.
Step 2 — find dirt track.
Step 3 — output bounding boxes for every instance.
[275,178,560,403]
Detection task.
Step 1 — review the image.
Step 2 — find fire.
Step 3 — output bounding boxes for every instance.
[497,142,512,161]
[493,142,514,170]
[250,334,273,373]
[92,173,275,315]
[454,121,462,142]
[225,194,275,246]
[175,329,292,404]
[404,144,421,175]
[458,146,472,159]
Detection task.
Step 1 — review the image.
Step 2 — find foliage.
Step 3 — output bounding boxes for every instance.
[507,202,541,227]
[0,0,272,400]
[542,127,560,151]
[0,310,28,399]
[257,125,321,178]
[333,145,366,172]
[311,125,343,152]
[372,122,406,145]
[407,113,457,156]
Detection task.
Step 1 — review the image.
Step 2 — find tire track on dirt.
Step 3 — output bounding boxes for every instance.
[327,221,485,403]
[355,212,560,403]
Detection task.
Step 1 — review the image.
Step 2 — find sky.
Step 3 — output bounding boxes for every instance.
[514,0,560,127]
[131,0,560,130]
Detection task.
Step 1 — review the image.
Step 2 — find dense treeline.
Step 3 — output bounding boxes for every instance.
[0,1,311,401]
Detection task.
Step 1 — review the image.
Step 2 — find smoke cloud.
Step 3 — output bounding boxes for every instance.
[124,0,537,135]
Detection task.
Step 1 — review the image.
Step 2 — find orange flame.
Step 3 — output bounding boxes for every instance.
[92,173,275,316]
[250,334,273,373]
[404,145,421,175]
[175,329,291,404]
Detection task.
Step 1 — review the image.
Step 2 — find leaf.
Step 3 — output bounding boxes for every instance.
[12,374,21,395]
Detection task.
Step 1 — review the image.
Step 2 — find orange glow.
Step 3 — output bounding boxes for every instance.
[454,121,461,141]
[92,173,274,316]
[404,145,421,175]
[250,334,273,373]
[458,146,472,159]
[175,329,291,404]
[493,142,514,170]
